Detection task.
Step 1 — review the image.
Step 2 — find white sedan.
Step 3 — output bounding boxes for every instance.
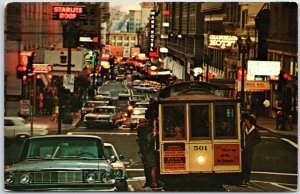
[104,143,129,191]
[4,116,49,141]
[130,108,147,130]
[133,84,157,93]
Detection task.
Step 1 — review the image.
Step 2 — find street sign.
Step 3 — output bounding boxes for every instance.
[63,74,75,92]
[20,99,30,116]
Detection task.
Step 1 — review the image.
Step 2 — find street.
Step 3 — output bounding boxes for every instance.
[4,80,297,192]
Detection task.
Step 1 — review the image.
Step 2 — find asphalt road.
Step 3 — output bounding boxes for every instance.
[4,80,298,191]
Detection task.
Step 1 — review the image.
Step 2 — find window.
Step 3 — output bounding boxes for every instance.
[162,105,186,140]
[214,104,236,137]
[190,105,209,138]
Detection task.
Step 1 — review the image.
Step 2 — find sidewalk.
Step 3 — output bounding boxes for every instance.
[31,113,80,134]
[256,116,298,137]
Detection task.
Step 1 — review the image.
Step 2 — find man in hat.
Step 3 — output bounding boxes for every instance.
[241,114,261,186]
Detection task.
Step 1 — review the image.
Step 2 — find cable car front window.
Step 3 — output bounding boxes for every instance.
[215,104,237,138]
[190,105,210,138]
[162,105,186,140]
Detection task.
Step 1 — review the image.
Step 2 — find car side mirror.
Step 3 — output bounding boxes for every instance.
[119,154,124,160]
[110,155,117,163]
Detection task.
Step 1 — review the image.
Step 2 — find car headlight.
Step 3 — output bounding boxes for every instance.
[20,173,31,184]
[102,172,112,183]
[5,174,15,184]
[114,169,123,178]
[86,172,97,184]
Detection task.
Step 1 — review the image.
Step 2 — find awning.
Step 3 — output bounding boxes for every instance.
[236,80,270,92]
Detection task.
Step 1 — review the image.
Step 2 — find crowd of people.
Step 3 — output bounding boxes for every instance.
[36,88,82,122]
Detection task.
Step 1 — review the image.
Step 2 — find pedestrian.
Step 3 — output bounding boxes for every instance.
[241,114,261,186]
[263,99,270,116]
[144,124,160,188]
[136,118,152,188]
[38,92,44,115]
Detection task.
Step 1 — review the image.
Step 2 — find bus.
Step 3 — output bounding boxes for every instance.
[156,81,242,187]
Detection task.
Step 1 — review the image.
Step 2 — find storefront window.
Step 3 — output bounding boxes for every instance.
[190,105,209,138]
[162,105,186,140]
[214,104,237,137]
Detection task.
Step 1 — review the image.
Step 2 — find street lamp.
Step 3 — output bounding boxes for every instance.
[237,35,251,109]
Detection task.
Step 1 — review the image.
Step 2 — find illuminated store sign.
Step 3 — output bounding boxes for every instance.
[52,5,85,20]
[209,35,238,49]
[149,10,156,53]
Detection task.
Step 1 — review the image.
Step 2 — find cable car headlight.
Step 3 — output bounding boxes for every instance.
[19,173,31,184]
[197,155,206,165]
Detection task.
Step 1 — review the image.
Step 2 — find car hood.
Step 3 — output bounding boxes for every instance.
[6,159,112,172]
[85,114,112,118]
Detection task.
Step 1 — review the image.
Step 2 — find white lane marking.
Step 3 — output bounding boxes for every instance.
[262,136,298,149]
[127,177,145,181]
[126,168,144,172]
[280,137,298,149]
[252,171,297,176]
[128,185,135,191]
[252,180,297,191]
[270,182,297,191]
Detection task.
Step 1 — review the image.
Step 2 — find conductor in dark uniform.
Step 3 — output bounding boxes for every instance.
[241,114,261,185]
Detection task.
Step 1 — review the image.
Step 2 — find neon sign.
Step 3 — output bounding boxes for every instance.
[52,6,85,20]
[149,10,156,53]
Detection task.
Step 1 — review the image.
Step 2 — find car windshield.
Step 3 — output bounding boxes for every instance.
[93,108,115,114]
[22,137,105,160]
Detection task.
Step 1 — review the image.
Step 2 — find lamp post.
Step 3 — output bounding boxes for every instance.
[237,36,251,109]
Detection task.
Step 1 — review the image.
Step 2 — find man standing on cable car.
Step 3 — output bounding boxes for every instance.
[241,114,261,186]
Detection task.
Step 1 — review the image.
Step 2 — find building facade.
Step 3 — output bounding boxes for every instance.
[128,10,142,33]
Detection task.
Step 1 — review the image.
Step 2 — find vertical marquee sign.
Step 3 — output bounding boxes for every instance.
[149,10,156,53]
[52,5,85,20]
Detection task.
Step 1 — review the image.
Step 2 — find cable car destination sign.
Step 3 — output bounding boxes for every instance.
[52,5,85,20]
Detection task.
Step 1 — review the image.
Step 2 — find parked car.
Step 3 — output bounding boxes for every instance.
[4,135,126,191]
[133,84,157,93]
[115,74,125,81]
[130,108,147,130]
[83,106,127,129]
[80,100,110,120]
[4,116,48,141]
[104,143,128,191]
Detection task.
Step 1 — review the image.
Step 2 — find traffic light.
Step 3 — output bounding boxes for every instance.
[26,52,35,77]
[17,64,26,79]
[278,71,288,85]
